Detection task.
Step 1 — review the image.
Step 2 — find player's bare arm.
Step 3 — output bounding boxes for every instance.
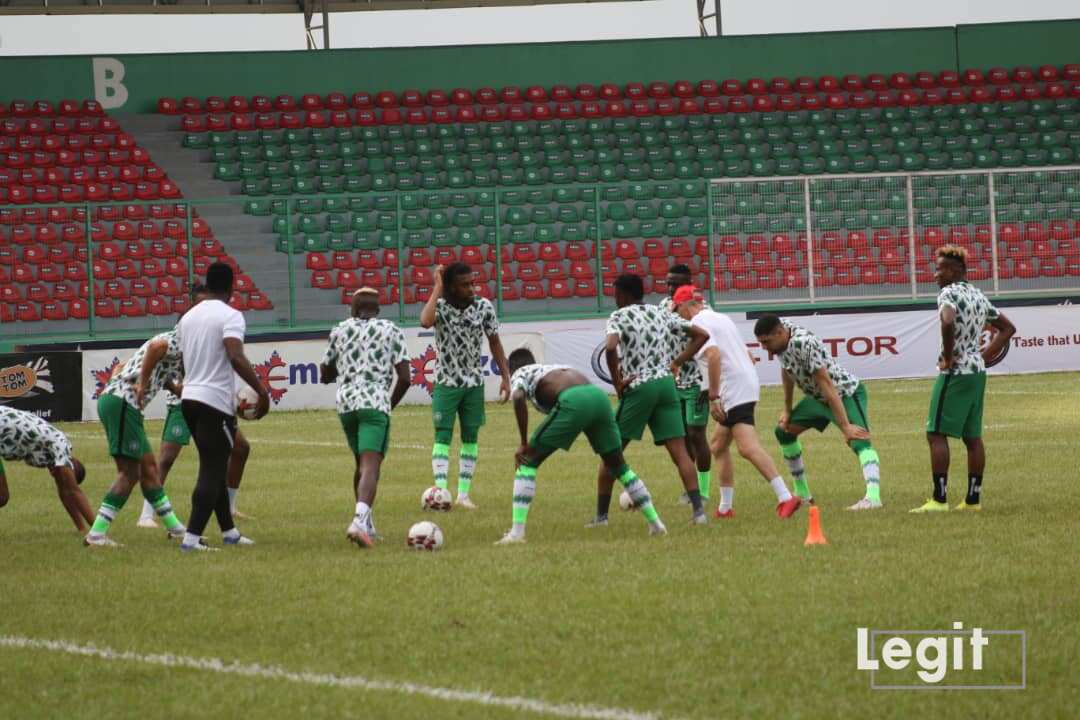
[983,313,1016,363]
[779,369,795,429]
[418,265,443,328]
[225,337,270,419]
[512,390,530,466]
[135,337,169,408]
[390,360,410,410]
[487,332,512,403]
[50,465,94,531]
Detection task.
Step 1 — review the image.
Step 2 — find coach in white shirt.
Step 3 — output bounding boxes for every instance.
[670,285,801,520]
[176,262,269,551]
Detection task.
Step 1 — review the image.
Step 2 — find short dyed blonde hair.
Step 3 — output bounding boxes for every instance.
[936,244,968,266]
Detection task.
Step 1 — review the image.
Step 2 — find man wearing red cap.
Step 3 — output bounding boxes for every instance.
[671,286,802,519]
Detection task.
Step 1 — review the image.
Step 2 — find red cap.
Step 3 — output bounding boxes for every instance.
[672,285,702,305]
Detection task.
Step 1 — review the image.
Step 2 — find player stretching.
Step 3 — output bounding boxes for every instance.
[671,288,802,518]
[137,285,253,528]
[84,330,188,546]
[661,264,712,505]
[753,314,879,510]
[0,406,93,531]
[912,245,1015,513]
[419,262,511,509]
[320,288,410,548]
[590,274,709,526]
[496,349,666,544]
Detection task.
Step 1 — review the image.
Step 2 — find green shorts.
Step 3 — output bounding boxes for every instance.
[161,404,191,446]
[97,392,152,460]
[678,385,709,428]
[615,375,685,446]
[927,371,986,439]
[432,384,486,432]
[531,383,622,457]
[789,383,871,433]
[339,408,391,455]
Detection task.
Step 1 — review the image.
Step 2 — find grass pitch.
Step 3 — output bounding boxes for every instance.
[2,372,1078,719]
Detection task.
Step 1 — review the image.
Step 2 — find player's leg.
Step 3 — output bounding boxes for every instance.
[495,445,553,544]
[602,450,667,535]
[347,410,390,548]
[86,394,148,545]
[456,385,485,507]
[710,425,735,516]
[227,431,251,518]
[0,461,8,509]
[777,396,831,503]
[956,372,987,510]
[590,384,646,526]
[680,388,712,503]
[430,384,457,491]
[914,373,970,512]
[180,401,241,549]
[650,378,704,521]
[142,408,189,527]
[843,386,882,510]
[135,451,185,537]
[728,407,800,518]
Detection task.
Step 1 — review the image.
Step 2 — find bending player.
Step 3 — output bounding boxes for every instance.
[137,284,253,528]
[419,262,511,509]
[753,314,880,510]
[661,264,712,505]
[84,329,188,546]
[496,348,666,544]
[671,287,802,518]
[0,406,93,531]
[590,274,709,526]
[320,288,410,548]
[912,245,1015,512]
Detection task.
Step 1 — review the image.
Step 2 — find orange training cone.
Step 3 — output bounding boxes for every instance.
[804,505,828,546]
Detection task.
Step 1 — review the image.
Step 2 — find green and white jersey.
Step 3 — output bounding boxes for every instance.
[102,330,183,412]
[163,382,182,408]
[938,281,1000,375]
[321,317,409,415]
[659,296,703,390]
[510,363,572,414]
[778,321,860,401]
[434,297,499,388]
[605,303,691,390]
[0,406,74,469]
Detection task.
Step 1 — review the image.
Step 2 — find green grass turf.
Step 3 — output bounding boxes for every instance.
[2,372,1077,718]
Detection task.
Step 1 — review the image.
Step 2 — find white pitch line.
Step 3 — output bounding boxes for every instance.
[0,636,666,720]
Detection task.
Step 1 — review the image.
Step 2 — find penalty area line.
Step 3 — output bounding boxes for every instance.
[0,635,669,720]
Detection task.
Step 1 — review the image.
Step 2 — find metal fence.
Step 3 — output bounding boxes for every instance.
[2,166,1079,342]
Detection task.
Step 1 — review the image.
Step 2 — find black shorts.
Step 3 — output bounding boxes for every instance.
[720,402,756,428]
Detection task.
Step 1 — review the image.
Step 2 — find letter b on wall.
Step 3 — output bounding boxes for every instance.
[93,57,129,110]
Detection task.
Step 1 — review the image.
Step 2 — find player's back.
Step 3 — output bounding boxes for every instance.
[331,317,403,388]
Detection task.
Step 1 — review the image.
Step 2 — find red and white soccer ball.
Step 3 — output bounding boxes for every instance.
[407,521,444,551]
[236,385,260,420]
[421,486,453,511]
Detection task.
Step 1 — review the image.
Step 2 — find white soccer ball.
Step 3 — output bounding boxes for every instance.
[407,521,444,551]
[236,384,261,420]
[421,486,453,512]
[619,490,638,511]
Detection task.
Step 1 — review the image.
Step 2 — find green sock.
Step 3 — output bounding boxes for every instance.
[697,470,711,500]
[458,442,478,496]
[431,442,450,489]
[511,466,536,535]
[857,446,882,502]
[143,486,183,532]
[89,491,128,536]
[780,439,810,499]
[616,466,660,524]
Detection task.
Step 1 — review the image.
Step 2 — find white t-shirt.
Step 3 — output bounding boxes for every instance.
[177,298,246,415]
[690,308,760,412]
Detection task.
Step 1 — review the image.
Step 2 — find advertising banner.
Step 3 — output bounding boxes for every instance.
[0,352,83,421]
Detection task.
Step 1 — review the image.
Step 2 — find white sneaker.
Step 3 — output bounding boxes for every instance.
[847,497,883,511]
[494,531,526,545]
[165,526,187,540]
[223,533,255,546]
[346,522,374,549]
[455,495,478,510]
[649,522,668,536]
[677,492,691,506]
[180,538,217,552]
[136,517,159,529]
[691,510,708,525]
[83,534,121,548]
[584,516,609,528]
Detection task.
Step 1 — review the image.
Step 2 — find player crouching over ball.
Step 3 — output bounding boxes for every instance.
[495,348,667,545]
